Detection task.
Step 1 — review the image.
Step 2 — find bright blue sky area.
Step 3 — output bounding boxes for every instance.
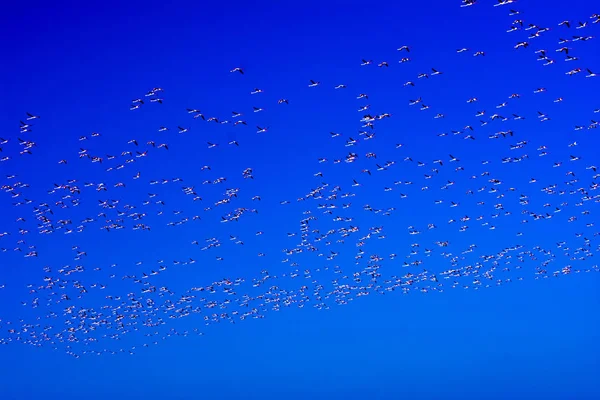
[0,0,599,399]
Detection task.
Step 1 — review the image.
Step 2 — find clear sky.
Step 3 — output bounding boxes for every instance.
[0,0,599,399]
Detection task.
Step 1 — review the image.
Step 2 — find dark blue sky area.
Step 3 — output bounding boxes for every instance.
[0,0,599,399]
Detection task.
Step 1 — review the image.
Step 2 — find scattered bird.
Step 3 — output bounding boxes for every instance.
[1,3,599,361]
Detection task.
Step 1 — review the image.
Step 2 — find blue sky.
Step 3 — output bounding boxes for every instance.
[0,0,599,399]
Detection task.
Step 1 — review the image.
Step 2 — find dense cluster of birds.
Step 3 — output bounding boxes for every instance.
[1,2,599,358]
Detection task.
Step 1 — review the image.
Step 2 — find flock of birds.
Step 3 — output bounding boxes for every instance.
[1,2,600,358]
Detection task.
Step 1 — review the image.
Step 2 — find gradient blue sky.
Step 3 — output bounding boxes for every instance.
[1,0,599,399]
